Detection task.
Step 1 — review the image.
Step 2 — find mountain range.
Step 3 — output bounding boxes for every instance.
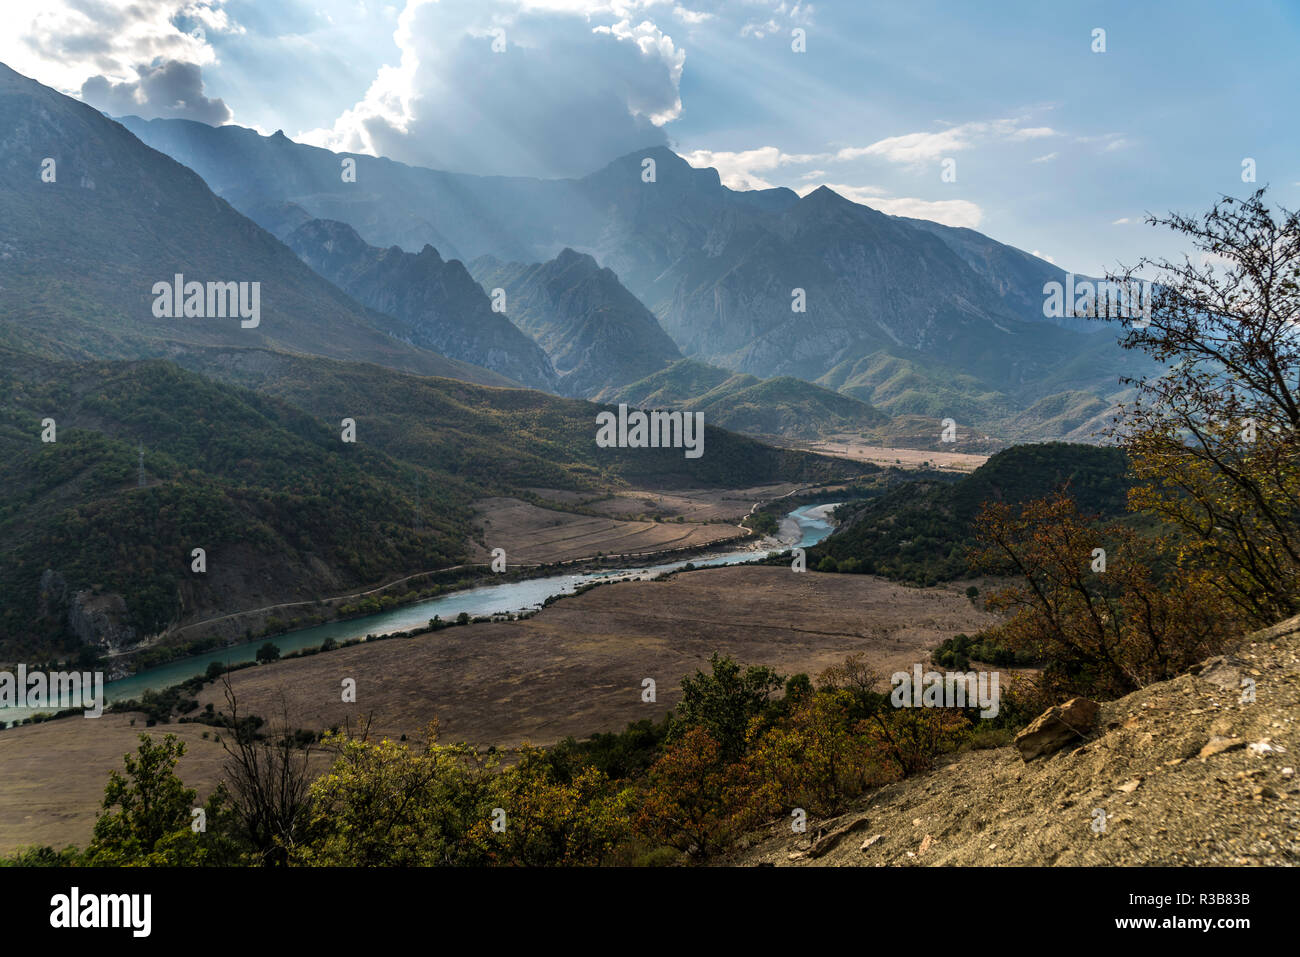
[117,113,1152,441]
[0,64,505,387]
[607,359,889,439]
[0,62,873,659]
[284,218,558,391]
[467,248,682,398]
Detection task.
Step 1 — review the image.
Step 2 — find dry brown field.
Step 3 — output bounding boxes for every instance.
[0,566,994,854]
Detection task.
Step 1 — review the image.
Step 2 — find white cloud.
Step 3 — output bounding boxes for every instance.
[1076,132,1129,152]
[592,18,685,124]
[81,58,232,124]
[1008,126,1056,140]
[738,0,814,37]
[682,145,822,189]
[1031,152,1058,163]
[834,118,1059,167]
[672,6,715,24]
[849,195,982,228]
[836,128,970,165]
[298,0,684,177]
[796,184,982,228]
[0,0,239,121]
[1032,250,1056,264]
[740,18,779,38]
[1111,217,1131,225]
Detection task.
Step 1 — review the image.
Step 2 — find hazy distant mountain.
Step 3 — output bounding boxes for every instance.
[117,114,551,262]
[0,64,510,386]
[116,116,1154,440]
[608,359,890,439]
[642,183,1038,374]
[286,219,558,391]
[897,217,1106,335]
[468,248,681,398]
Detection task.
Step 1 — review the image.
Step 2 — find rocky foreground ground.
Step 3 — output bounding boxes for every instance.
[730,615,1300,866]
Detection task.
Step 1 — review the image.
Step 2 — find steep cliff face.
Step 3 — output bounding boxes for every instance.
[36,571,138,656]
[286,219,559,392]
[469,248,681,398]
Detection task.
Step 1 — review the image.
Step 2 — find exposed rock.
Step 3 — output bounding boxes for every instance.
[66,589,137,654]
[729,613,1300,867]
[807,814,871,858]
[468,248,682,398]
[287,219,559,391]
[1198,736,1246,759]
[37,568,68,618]
[1190,654,1247,693]
[1013,697,1099,761]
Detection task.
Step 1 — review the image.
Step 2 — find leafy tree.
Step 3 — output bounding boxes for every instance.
[0,845,81,867]
[636,727,746,858]
[783,673,813,704]
[863,707,971,778]
[743,690,887,817]
[295,727,496,866]
[972,492,1230,698]
[84,733,239,865]
[1103,189,1300,624]
[473,747,634,866]
[669,653,783,761]
[255,641,281,663]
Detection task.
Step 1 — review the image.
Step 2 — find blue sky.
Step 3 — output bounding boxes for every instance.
[3,0,1296,275]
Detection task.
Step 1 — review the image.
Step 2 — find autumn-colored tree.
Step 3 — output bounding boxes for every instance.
[1102,190,1300,624]
[816,652,887,719]
[972,492,1228,698]
[816,654,973,775]
[294,727,496,866]
[742,690,889,817]
[862,707,972,778]
[470,746,634,866]
[636,726,750,858]
[668,653,783,761]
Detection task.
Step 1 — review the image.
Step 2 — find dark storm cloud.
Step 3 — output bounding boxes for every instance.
[81,58,232,125]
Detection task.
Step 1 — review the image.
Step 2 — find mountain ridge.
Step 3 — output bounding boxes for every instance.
[285,218,559,391]
[467,248,682,398]
[113,112,1151,442]
[0,63,512,388]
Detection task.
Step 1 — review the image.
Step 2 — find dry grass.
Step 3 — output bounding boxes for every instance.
[797,441,989,473]
[0,566,995,853]
[468,496,745,564]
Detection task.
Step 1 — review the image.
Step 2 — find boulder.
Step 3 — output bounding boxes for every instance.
[1013,697,1100,761]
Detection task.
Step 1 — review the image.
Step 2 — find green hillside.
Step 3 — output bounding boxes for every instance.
[808,442,1131,584]
[1,347,866,661]
[608,359,889,439]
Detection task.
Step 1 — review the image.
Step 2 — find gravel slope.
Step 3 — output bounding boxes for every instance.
[731,615,1300,866]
